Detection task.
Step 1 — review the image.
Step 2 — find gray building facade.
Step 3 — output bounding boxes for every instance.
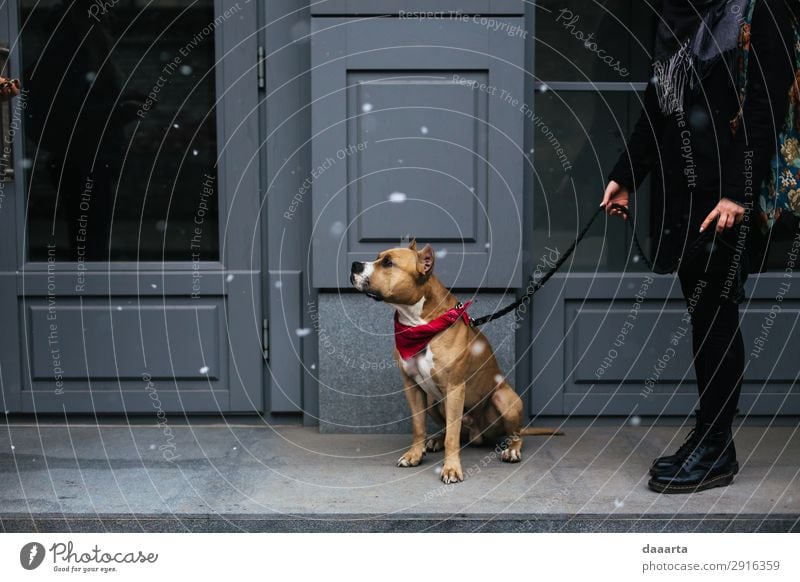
[0,0,797,431]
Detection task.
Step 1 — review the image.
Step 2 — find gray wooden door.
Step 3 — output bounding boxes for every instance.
[529,0,800,418]
[0,1,264,413]
[310,14,525,289]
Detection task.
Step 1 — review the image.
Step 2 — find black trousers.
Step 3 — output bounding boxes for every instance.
[677,232,747,429]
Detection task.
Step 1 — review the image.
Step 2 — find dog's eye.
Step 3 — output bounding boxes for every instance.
[381,257,393,268]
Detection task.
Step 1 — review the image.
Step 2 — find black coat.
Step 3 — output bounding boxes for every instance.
[609,0,797,274]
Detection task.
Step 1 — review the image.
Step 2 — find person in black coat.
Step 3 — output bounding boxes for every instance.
[600,0,797,493]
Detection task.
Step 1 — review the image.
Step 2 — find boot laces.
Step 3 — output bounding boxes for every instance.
[675,428,701,458]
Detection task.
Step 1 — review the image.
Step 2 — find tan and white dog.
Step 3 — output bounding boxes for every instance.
[350,240,561,483]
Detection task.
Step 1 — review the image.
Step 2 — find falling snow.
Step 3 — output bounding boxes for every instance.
[330,221,346,236]
[630,416,641,427]
[290,20,311,42]
[389,192,407,203]
[180,65,193,76]
[420,126,429,135]
[226,274,235,283]
[434,248,448,259]
[494,374,504,384]
[199,366,210,374]
[274,281,283,289]
[362,103,373,113]
[296,328,311,337]
[470,341,486,355]
[613,498,625,508]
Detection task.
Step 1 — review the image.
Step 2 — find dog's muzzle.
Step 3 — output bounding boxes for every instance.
[350,261,367,288]
[350,261,382,300]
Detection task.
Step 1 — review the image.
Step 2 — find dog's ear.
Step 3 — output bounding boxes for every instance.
[417,244,435,276]
[408,238,417,251]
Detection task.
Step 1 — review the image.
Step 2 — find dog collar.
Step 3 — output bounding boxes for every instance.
[393,300,473,360]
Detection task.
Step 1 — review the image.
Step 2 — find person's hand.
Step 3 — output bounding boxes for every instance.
[699,198,745,234]
[0,77,20,101]
[600,180,630,220]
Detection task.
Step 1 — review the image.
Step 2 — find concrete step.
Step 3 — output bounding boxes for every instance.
[1,424,797,532]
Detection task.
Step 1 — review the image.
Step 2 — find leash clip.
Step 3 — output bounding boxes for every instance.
[455,301,477,327]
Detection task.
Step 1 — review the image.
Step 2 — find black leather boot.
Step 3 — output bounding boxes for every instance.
[648,423,739,494]
[649,410,703,476]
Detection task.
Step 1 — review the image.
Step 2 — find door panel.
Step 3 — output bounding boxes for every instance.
[349,71,486,243]
[27,301,222,382]
[531,275,800,417]
[311,17,525,288]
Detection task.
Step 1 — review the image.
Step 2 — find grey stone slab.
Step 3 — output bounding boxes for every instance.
[317,292,517,433]
[0,422,797,533]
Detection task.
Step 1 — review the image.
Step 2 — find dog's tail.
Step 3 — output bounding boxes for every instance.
[519,427,564,436]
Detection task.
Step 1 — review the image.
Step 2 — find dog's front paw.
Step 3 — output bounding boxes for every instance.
[440,462,463,484]
[425,435,444,452]
[501,448,522,463]
[397,448,425,467]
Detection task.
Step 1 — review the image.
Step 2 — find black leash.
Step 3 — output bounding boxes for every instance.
[468,203,712,327]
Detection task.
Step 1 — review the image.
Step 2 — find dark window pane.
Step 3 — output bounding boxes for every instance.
[535,0,655,83]
[21,0,218,261]
[533,89,651,271]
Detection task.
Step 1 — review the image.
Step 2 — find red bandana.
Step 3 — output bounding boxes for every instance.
[393,300,472,360]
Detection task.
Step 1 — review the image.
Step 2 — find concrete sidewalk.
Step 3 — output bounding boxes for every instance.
[0,422,797,532]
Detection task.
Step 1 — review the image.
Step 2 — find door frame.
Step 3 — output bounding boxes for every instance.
[0,0,264,413]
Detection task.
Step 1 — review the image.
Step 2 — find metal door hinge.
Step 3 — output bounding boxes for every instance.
[257,45,266,90]
[262,317,269,361]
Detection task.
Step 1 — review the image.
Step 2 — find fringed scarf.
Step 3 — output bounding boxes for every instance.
[654,0,748,115]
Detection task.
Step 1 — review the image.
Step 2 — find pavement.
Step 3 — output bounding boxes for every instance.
[0,421,797,532]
